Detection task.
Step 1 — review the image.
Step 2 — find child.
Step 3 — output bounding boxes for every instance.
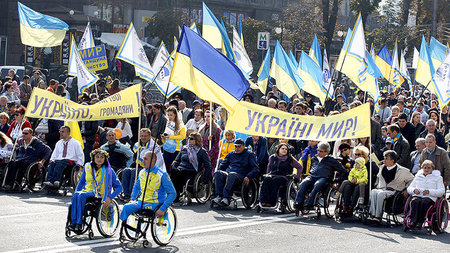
[336,157,368,213]
[336,143,354,173]
[219,130,235,161]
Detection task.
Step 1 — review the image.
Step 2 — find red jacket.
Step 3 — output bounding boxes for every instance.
[6,120,32,138]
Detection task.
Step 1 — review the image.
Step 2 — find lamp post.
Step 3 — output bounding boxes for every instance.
[275,26,283,45]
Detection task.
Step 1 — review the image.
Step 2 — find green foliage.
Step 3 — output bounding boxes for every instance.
[350,0,382,27]
[241,18,269,70]
[145,9,183,50]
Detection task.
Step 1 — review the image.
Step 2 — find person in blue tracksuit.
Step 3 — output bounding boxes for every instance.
[120,151,176,221]
[69,149,123,231]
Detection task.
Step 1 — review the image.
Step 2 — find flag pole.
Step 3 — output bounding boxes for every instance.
[408,79,432,119]
[209,102,213,150]
[369,133,373,194]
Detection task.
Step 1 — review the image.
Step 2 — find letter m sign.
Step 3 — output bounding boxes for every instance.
[257,32,269,50]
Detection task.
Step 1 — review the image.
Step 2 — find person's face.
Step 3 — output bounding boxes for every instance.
[416,105,423,112]
[392,109,399,117]
[0,117,7,125]
[341,148,351,156]
[268,101,276,108]
[245,97,251,102]
[381,129,387,137]
[194,104,201,111]
[22,129,32,142]
[415,141,425,152]
[384,156,395,167]
[7,87,13,93]
[8,70,14,77]
[387,128,396,139]
[140,131,150,144]
[179,103,186,110]
[205,113,211,123]
[59,128,69,139]
[278,145,288,156]
[337,97,343,104]
[426,121,436,133]
[33,73,39,79]
[430,113,438,122]
[106,132,116,143]
[188,135,196,145]
[0,99,6,107]
[143,152,157,169]
[425,137,436,150]
[360,137,368,144]
[397,118,407,128]
[422,163,433,175]
[234,144,244,154]
[152,106,160,115]
[15,112,24,122]
[168,111,176,121]
[310,140,318,147]
[413,114,421,124]
[194,111,202,121]
[252,135,259,141]
[295,105,303,115]
[225,133,233,141]
[354,151,365,160]
[278,104,286,111]
[260,98,267,105]
[317,148,328,158]
[314,108,323,116]
[355,162,361,169]
[94,154,105,167]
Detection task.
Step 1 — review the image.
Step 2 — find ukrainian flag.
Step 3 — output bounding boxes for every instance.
[416,36,436,89]
[390,42,405,89]
[190,22,201,35]
[375,45,392,81]
[289,50,298,68]
[298,51,327,105]
[169,26,250,112]
[257,48,271,94]
[309,34,322,68]
[429,36,447,70]
[18,2,68,47]
[269,41,304,98]
[335,28,352,71]
[238,18,244,45]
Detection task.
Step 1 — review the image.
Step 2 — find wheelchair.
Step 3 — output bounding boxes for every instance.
[179,171,212,205]
[295,179,338,219]
[65,197,121,239]
[382,190,408,226]
[256,174,300,214]
[403,196,449,234]
[210,173,259,210]
[334,185,370,223]
[47,163,83,196]
[19,161,47,192]
[119,205,177,247]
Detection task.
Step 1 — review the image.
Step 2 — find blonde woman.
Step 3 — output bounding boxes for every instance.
[162,106,186,172]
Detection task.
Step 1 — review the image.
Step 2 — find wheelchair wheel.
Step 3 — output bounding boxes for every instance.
[124,212,150,241]
[241,179,258,210]
[286,179,299,213]
[25,162,46,192]
[402,196,412,229]
[435,199,449,233]
[151,206,177,246]
[324,187,338,218]
[193,173,211,204]
[115,168,126,201]
[391,192,407,226]
[71,166,83,190]
[96,199,120,238]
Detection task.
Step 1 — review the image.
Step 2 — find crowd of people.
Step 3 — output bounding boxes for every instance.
[0,68,449,232]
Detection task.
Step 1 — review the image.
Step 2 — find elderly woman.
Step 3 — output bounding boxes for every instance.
[171,132,211,200]
[6,106,31,142]
[368,150,414,223]
[0,112,10,134]
[406,160,445,227]
[260,143,302,207]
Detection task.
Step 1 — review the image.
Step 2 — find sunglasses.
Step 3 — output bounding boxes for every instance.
[23,132,31,135]
[234,144,242,147]
[188,137,194,140]
[355,153,363,157]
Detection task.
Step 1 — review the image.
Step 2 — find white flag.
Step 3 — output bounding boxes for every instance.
[232,26,253,78]
[400,50,412,86]
[68,38,78,76]
[322,47,333,98]
[412,47,419,69]
[152,41,180,97]
[78,21,95,50]
[69,36,99,96]
[432,53,450,107]
[116,23,155,82]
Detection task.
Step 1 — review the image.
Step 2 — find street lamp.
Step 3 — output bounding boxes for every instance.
[69,10,74,16]
[275,26,283,45]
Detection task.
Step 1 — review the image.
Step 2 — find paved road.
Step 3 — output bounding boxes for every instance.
[0,191,449,253]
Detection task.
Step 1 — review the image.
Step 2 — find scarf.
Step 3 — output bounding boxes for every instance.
[91,161,113,203]
[186,144,201,171]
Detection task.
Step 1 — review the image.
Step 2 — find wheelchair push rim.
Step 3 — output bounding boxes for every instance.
[151,206,177,246]
[437,199,449,233]
[286,179,299,213]
[26,162,46,192]
[324,186,338,218]
[96,199,120,237]
[241,179,258,209]
[193,173,212,204]
[124,212,150,241]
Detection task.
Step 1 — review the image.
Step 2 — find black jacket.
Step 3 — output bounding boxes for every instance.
[79,121,98,145]
[393,135,411,168]
[371,119,382,151]
[399,122,416,151]
[172,147,211,180]
[419,130,447,150]
[309,155,346,182]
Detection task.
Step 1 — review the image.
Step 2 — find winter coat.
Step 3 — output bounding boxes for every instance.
[376,164,414,191]
[407,169,445,201]
[218,149,259,179]
[419,146,450,185]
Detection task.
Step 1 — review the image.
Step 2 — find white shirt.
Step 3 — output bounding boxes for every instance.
[185,118,204,131]
[115,121,133,139]
[50,137,84,166]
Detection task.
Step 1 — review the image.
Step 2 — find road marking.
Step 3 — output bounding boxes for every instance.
[3,238,116,253]
[0,210,66,219]
[178,234,243,246]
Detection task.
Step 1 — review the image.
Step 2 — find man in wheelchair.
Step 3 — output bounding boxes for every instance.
[100,130,134,171]
[44,126,84,188]
[294,141,346,212]
[3,128,51,191]
[212,138,259,206]
[120,151,176,222]
[68,149,123,231]
[368,150,414,223]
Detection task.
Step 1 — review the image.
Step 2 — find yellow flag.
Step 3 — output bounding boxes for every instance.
[65,121,84,149]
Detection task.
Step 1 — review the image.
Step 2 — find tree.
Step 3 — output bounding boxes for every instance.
[145,9,183,51]
[350,0,382,28]
[415,0,449,43]
[321,0,342,59]
[241,18,269,70]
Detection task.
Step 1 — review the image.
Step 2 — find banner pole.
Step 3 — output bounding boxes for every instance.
[209,102,213,150]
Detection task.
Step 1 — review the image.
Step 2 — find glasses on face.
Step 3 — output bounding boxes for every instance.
[107,134,115,137]
[342,148,348,152]
[189,137,194,140]
[235,145,242,148]
[354,153,363,157]
[318,150,326,153]
[23,132,30,135]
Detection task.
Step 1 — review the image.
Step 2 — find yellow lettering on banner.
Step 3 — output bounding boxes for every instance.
[25,84,142,121]
[227,101,371,141]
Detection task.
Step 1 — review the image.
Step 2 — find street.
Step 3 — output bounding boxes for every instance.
[0,192,449,253]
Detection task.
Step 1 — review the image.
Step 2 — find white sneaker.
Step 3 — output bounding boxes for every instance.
[212,196,222,204]
[358,197,364,205]
[43,181,53,187]
[221,198,229,206]
[53,181,60,188]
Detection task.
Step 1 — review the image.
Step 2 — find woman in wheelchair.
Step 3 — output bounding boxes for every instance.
[68,149,123,232]
[368,150,414,223]
[405,160,445,228]
[260,143,302,207]
[171,132,211,201]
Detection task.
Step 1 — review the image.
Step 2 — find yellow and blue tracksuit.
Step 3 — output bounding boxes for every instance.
[120,165,176,221]
[70,163,122,225]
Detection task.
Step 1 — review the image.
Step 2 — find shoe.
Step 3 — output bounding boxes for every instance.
[304,205,314,211]
[75,224,83,231]
[335,192,341,199]
[357,197,364,205]
[3,185,11,191]
[212,196,222,204]
[43,181,53,187]
[69,223,76,230]
[53,181,60,188]
[220,198,229,206]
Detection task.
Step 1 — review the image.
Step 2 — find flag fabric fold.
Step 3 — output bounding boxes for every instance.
[415,36,435,87]
[429,37,447,70]
[233,26,253,78]
[18,2,69,47]
[298,51,326,105]
[151,41,180,97]
[375,45,392,81]
[309,34,322,68]
[323,48,333,98]
[399,49,412,89]
[78,21,95,50]
[257,48,271,94]
[390,42,405,89]
[432,53,450,107]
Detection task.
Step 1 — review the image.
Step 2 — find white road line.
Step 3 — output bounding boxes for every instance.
[0,210,66,219]
[3,238,116,253]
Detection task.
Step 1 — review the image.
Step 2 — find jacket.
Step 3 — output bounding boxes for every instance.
[399,122,417,151]
[267,154,303,177]
[218,149,259,179]
[420,130,447,150]
[79,121,98,145]
[148,113,167,140]
[6,120,32,139]
[43,119,61,150]
[172,147,211,179]
[16,137,51,163]
[419,146,450,184]
[309,155,347,182]
[131,165,176,212]
[393,135,411,168]
[376,164,414,191]
[348,166,368,184]
[101,141,134,169]
[76,163,123,202]
[219,140,235,159]
[410,150,422,174]
[371,119,382,151]
[245,136,269,165]
[407,169,445,201]
[413,123,425,139]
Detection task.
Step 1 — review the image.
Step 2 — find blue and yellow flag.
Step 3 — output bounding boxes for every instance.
[415,36,435,88]
[309,34,322,68]
[390,42,405,89]
[18,2,68,47]
[269,41,304,98]
[238,18,244,45]
[190,22,201,35]
[289,50,298,68]
[298,51,326,105]
[375,45,392,81]
[257,48,271,94]
[169,26,250,112]
[429,36,447,70]
[65,121,84,150]
[335,28,352,71]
